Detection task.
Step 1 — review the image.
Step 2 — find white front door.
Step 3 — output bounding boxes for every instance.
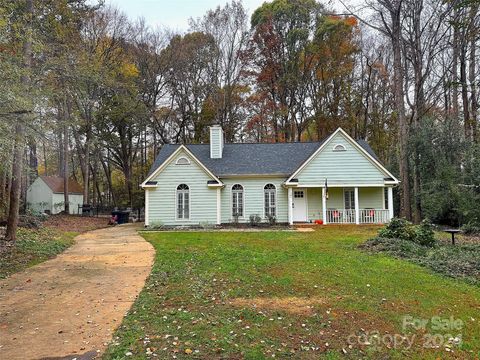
[293,189,307,222]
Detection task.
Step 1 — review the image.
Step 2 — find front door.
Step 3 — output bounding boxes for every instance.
[293,189,307,222]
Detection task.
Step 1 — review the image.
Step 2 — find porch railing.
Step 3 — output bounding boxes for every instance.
[326,209,390,224]
[326,209,355,224]
[359,209,389,224]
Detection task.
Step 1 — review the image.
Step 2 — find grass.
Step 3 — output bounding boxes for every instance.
[0,227,78,278]
[103,226,480,359]
[0,214,108,278]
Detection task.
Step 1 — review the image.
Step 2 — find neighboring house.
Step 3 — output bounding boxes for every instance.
[26,176,84,215]
[142,126,399,226]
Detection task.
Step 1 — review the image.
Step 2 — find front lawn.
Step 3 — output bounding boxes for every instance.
[104,226,480,359]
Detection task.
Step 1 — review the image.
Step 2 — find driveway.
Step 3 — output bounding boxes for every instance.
[0,224,154,360]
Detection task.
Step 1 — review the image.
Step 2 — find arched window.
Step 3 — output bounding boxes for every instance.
[264,184,276,218]
[176,157,190,165]
[232,184,244,218]
[176,184,189,219]
[333,144,347,152]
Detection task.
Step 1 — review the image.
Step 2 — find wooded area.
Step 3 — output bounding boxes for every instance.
[0,0,479,243]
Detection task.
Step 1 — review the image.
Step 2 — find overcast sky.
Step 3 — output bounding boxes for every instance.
[102,0,351,32]
[104,0,265,31]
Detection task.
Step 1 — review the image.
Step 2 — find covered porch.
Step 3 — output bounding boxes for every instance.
[286,185,394,225]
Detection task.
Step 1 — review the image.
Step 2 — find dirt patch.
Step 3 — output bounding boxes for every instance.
[296,227,315,232]
[229,296,326,315]
[0,224,154,360]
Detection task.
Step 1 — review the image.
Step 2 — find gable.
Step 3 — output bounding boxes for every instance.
[29,177,52,195]
[143,145,222,187]
[292,131,391,186]
[150,148,217,184]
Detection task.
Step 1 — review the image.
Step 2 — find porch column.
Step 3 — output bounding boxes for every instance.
[216,187,221,225]
[387,187,394,221]
[144,189,149,227]
[288,187,293,225]
[322,187,327,224]
[354,187,359,224]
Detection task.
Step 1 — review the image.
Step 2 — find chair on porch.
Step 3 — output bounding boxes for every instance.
[328,208,340,223]
[364,208,375,223]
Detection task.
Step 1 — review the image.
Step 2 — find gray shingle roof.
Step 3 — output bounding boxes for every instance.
[146,137,381,179]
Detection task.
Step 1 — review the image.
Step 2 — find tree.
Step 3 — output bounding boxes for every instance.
[4,0,33,243]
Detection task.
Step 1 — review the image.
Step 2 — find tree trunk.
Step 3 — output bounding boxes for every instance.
[391,1,412,220]
[28,138,38,185]
[469,6,478,142]
[63,123,69,214]
[460,40,471,140]
[5,0,33,243]
[452,14,459,118]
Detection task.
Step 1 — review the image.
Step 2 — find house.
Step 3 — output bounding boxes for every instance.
[26,176,84,215]
[141,126,399,226]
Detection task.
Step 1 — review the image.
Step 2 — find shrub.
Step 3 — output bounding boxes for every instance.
[462,221,480,235]
[232,214,240,225]
[414,219,436,247]
[378,217,435,247]
[362,237,480,284]
[378,218,415,241]
[249,214,261,226]
[266,214,276,226]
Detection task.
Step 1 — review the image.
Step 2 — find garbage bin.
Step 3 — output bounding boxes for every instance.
[111,210,130,224]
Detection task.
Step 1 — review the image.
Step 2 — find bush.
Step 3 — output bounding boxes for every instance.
[378,217,436,247]
[18,214,44,229]
[249,214,261,226]
[362,237,480,284]
[414,219,436,247]
[378,218,415,241]
[266,214,276,226]
[462,221,480,235]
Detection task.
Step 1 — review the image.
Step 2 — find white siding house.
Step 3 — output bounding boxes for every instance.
[142,126,399,226]
[27,176,84,215]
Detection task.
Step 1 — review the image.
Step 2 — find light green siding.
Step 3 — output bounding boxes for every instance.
[359,187,384,209]
[148,149,217,225]
[220,178,288,223]
[307,188,322,221]
[325,188,344,209]
[296,132,386,185]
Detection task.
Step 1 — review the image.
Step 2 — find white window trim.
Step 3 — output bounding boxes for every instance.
[263,183,277,219]
[175,184,190,221]
[175,156,191,165]
[231,184,245,220]
[333,143,347,152]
